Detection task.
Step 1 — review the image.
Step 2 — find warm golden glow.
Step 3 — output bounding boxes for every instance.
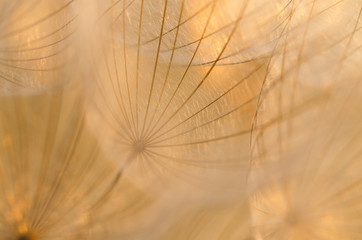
[0,0,361,239]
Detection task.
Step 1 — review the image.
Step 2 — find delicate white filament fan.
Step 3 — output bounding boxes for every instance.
[0,0,76,92]
[0,0,360,239]
[249,1,362,239]
[86,0,291,193]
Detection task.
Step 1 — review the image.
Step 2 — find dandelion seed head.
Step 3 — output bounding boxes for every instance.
[248,2,362,234]
[85,0,280,196]
[0,0,361,239]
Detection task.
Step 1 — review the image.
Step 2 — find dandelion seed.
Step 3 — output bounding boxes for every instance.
[248,1,362,239]
[85,0,290,194]
[0,83,145,239]
[0,0,361,239]
[0,0,77,92]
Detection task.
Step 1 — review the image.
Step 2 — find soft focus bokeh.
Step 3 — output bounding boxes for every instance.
[0,0,361,239]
